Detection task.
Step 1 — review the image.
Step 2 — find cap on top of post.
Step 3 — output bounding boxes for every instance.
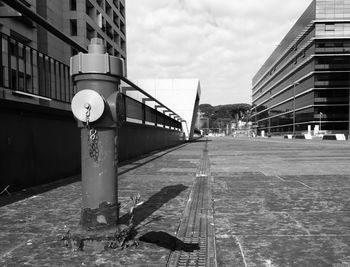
[70,38,124,77]
[88,38,106,54]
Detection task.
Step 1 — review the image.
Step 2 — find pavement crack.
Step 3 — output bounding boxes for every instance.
[1,240,29,259]
[296,180,313,190]
[274,175,286,181]
[283,212,311,236]
[233,235,248,267]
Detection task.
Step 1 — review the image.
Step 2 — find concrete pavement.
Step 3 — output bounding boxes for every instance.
[211,137,350,266]
[0,137,350,266]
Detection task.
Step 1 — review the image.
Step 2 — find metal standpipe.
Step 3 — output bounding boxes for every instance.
[70,38,125,229]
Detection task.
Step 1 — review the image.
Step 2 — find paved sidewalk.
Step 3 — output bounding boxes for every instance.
[212,137,350,266]
[0,137,350,266]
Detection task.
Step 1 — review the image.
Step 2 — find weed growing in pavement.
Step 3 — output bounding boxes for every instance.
[60,193,144,251]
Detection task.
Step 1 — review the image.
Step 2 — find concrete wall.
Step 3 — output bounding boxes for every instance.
[118,122,185,161]
[0,100,80,192]
[0,100,185,192]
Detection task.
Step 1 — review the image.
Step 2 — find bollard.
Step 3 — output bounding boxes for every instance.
[70,38,125,229]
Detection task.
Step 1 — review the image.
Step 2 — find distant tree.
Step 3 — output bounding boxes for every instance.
[199,103,252,128]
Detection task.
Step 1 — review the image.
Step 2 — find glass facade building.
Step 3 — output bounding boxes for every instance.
[251,0,350,136]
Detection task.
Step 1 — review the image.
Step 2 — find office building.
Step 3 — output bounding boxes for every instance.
[0,0,126,102]
[251,0,350,136]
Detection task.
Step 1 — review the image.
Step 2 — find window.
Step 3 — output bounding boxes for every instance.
[18,44,25,59]
[120,20,125,34]
[2,37,6,53]
[121,39,126,51]
[325,23,335,31]
[113,30,119,44]
[70,19,77,36]
[9,40,25,59]
[113,11,119,27]
[11,69,31,90]
[107,42,113,55]
[96,0,104,8]
[105,1,112,17]
[119,2,125,17]
[71,48,78,56]
[86,0,94,19]
[106,22,113,39]
[70,0,76,10]
[113,0,119,9]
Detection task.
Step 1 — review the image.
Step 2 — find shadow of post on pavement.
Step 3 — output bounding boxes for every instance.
[119,184,188,228]
[139,231,200,252]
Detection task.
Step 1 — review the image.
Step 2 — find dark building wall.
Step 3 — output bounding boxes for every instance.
[0,100,185,192]
[0,100,80,192]
[118,123,184,162]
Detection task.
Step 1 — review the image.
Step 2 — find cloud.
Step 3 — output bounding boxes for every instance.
[126,0,313,105]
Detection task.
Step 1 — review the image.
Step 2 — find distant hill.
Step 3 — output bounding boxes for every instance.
[199,103,251,120]
[198,103,252,128]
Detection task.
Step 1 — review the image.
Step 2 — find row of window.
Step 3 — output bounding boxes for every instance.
[85,0,125,34]
[1,33,74,102]
[252,27,314,93]
[253,85,349,121]
[254,23,350,94]
[69,20,126,55]
[259,122,348,134]
[256,106,348,133]
[253,39,350,103]
[70,0,125,18]
[252,4,316,90]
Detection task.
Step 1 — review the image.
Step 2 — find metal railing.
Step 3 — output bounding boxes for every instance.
[0,32,73,102]
[124,95,182,129]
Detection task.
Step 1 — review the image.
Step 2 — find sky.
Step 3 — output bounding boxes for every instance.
[125,0,313,106]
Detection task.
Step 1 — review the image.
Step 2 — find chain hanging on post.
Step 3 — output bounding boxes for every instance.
[84,103,99,162]
[88,129,99,162]
[84,103,91,129]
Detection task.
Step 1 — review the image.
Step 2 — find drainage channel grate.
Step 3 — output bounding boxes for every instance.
[196,139,209,178]
[167,140,216,267]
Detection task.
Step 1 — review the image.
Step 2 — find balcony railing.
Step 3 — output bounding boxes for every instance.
[0,32,73,102]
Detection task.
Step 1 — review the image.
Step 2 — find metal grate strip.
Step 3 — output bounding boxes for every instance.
[167,139,216,267]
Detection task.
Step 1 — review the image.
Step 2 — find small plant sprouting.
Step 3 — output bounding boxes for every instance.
[105,193,144,249]
[61,193,144,251]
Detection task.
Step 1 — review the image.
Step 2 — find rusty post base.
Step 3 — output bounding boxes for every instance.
[80,202,119,230]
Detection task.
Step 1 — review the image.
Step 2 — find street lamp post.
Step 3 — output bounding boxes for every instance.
[319,112,323,132]
[293,82,299,137]
[207,117,209,135]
